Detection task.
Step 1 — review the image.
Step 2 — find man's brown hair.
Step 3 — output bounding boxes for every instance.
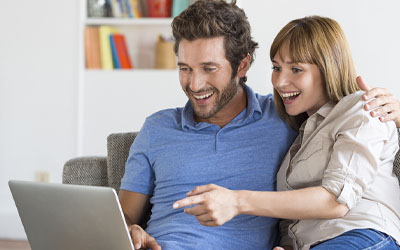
[172,0,258,84]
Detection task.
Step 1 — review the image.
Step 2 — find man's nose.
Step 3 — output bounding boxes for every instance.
[189,71,206,92]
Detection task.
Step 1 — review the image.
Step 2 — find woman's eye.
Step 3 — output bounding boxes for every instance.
[272,66,281,71]
[292,68,302,73]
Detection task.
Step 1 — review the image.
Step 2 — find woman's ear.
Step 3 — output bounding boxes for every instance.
[237,54,251,78]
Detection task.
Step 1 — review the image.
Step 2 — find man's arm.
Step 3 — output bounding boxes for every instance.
[357,76,400,127]
[119,190,161,250]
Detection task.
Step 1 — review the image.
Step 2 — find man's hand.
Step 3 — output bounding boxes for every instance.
[128,224,161,250]
[357,76,400,127]
[173,184,239,227]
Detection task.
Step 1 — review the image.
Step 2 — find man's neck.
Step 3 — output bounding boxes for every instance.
[197,85,248,128]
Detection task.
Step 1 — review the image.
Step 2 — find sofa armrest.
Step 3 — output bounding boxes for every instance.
[62,156,108,187]
[107,132,138,193]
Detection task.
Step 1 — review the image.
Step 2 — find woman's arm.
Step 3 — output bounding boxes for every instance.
[173,184,348,226]
[237,186,348,220]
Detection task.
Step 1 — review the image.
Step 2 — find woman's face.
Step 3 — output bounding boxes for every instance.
[271,43,329,116]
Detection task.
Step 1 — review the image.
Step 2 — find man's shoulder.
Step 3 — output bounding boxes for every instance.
[254,92,273,101]
[252,91,279,116]
[143,107,184,129]
[254,92,274,107]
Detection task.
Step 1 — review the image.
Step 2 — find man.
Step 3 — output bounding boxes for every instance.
[119,1,400,250]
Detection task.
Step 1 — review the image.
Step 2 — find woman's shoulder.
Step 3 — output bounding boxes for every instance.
[330,91,396,134]
[336,91,365,110]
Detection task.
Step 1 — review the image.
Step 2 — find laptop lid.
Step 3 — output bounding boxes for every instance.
[9,180,134,250]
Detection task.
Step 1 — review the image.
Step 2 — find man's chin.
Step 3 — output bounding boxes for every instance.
[193,107,218,121]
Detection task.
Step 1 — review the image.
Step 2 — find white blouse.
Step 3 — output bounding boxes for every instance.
[277,91,400,250]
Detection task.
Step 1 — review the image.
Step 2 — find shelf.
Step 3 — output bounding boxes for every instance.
[85,17,173,26]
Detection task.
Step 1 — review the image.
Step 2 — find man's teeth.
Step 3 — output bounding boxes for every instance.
[193,92,213,100]
[281,92,300,98]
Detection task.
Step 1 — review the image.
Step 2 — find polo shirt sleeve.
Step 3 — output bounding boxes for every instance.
[322,102,398,209]
[120,119,155,195]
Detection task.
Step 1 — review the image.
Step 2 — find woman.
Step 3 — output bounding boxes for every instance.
[269,16,400,249]
[174,16,400,249]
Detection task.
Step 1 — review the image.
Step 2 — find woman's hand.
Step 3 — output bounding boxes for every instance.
[173,184,239,226]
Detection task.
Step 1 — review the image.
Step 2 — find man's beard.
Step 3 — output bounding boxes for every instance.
[189,77,239,120]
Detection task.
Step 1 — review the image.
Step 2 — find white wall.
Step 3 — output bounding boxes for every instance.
[0,0,79,239]
[1,0,399,240]
[242,0,400,96]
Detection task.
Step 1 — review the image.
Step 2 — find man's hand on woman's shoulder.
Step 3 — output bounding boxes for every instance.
[357,76,400,127]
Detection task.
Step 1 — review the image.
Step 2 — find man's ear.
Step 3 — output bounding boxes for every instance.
[237,54,251,78]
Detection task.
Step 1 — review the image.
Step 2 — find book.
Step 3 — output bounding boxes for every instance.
[84,26,101,69]
[99,26,119,69]
[113,34,133,69]
[110,0,122,17]
[124,0,134,18]
[109,35,121,69]
[172,0,189,17]
[147,0,172,17]
[130,0,142,17]
[140,0,148,17]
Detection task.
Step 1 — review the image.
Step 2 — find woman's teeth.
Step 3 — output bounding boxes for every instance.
[281,92,301,98]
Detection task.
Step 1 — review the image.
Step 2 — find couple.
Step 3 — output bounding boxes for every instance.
[119,0,400,249]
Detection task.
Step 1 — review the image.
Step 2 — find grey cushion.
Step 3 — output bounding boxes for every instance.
[63,156,108,186]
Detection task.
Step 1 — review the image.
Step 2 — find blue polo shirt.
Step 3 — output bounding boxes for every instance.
[120,85,297,250]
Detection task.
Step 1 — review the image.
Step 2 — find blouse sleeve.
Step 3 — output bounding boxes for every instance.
[321,100,398,209]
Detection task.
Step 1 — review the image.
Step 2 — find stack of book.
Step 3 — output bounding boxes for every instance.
[88,0,180,18]
[84,26,133,70]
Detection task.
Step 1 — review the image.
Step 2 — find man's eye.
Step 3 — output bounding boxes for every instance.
[204,67,216,72]
[179,67,189,72]
[272,66,281,71]
[292,68,302,73]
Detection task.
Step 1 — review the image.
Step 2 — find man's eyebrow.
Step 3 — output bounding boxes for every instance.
[177,62,189,66]
[201,62,220,66]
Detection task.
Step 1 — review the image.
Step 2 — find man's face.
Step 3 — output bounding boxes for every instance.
[177,37,240,122]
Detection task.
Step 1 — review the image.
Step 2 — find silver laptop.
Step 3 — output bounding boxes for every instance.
[9,180,134,250]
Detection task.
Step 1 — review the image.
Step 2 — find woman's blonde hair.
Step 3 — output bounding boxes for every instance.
[270,16,360,131]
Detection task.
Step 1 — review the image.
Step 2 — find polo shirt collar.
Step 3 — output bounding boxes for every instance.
[180,85,262,131]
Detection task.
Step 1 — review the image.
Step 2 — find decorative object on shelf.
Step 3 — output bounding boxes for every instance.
[87,0,107,17]
[172,0,189,17]
[155,35,176,69]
